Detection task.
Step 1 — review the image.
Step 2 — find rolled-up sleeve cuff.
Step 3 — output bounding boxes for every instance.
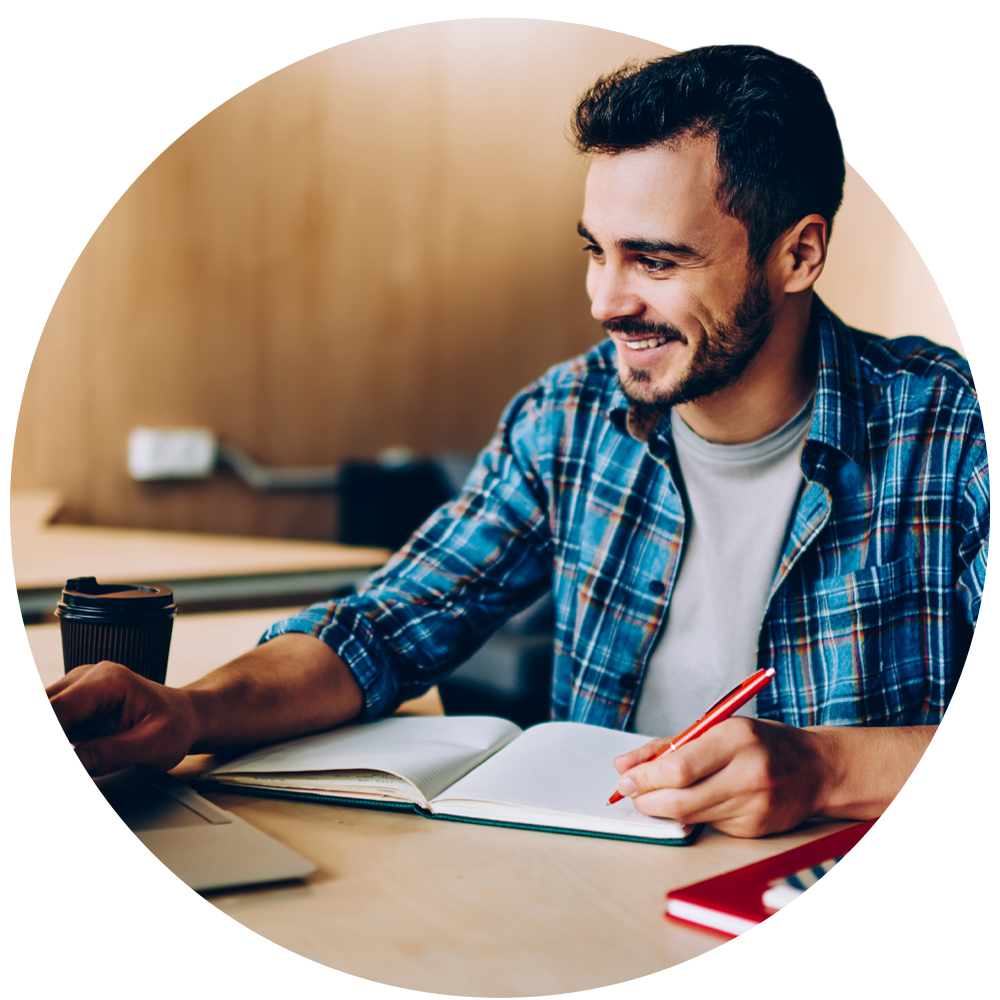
[259,603,400,721]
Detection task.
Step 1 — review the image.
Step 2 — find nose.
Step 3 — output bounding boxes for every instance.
[587,260,644,325]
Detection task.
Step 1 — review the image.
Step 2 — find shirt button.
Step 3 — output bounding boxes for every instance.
[648,580,665,595]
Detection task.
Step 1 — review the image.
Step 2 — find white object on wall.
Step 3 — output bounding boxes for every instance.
[128,427,218,481]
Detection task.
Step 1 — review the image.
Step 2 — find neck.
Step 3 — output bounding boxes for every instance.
[674,291,818,444]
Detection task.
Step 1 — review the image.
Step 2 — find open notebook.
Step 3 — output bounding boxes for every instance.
[201,716,698,846]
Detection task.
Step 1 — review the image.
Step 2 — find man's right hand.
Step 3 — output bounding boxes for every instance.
[46,633,365,778]
[47,662,200,776]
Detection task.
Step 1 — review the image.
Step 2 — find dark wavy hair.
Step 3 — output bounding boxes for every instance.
[572,45,845,264]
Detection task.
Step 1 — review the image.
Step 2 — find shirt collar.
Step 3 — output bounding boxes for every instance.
[605,296,866,464]
[806,297,866,465]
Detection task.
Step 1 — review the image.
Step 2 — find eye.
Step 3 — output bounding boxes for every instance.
[582,243,605,260]
[640,257,677,274]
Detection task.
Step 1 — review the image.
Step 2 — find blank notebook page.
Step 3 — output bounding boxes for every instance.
[433,721,677,831]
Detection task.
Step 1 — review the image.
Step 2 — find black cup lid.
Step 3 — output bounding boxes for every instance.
[57,577,176,620]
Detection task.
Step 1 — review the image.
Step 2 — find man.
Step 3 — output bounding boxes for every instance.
[47,45,988,838]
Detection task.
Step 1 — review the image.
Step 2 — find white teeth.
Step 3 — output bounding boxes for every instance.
[625,338,667,350]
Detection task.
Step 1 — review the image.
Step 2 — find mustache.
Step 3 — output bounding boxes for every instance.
[603,317,686,341]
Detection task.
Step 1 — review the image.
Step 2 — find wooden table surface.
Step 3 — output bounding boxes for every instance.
[12,490,390,589]
[12,489,389,618]
[27,605,855,996]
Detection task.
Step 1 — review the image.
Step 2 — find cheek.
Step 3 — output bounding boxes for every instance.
[697,274,746,320]
[648,286,711,329]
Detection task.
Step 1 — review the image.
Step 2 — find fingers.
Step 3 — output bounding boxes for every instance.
[621,719,754,795]
[48,662,135,732]
[630,780,732,825]
[75,715,185,776]
[613,736,674,774]
[44,662,99,697]
[623,743,764,833]
[615,719,823,838]
[47,663,199,776]
[630,783,772,838]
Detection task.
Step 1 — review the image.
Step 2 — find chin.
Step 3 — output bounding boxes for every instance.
[619,365,686,411]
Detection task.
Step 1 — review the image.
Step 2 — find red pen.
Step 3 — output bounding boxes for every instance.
[608,665,777,805]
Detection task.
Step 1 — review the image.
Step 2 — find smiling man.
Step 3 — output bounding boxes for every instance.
[48,46,988,838]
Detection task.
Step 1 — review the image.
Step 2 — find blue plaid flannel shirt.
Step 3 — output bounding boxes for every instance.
[263,301,989,731]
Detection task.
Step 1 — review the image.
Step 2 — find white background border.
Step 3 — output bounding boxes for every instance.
[3,2,996,996]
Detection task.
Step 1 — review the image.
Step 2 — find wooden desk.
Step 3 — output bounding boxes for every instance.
[12,489,389,619]
[27,607,855,996]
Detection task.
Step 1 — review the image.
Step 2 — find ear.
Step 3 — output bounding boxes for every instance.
[775,214,828,293]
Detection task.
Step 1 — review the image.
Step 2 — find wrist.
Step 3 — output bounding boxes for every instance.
[177,685,221,754]
[803,724,936,820]
[805,725,850,816]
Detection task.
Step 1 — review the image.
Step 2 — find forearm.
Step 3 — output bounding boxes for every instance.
[182,633,363,752]
[808,724,937,820]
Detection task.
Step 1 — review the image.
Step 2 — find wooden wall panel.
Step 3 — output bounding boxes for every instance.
[815,165,961,352]
[12,21,961,540]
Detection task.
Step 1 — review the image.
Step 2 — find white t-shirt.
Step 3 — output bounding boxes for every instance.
[632,397,814,738]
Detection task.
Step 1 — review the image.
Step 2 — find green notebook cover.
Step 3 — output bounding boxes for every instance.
[194,779,703,847]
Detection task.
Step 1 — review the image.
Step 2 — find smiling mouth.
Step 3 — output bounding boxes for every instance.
[605,319,685,354]
[619,336,670,351]
[613,330,686,353]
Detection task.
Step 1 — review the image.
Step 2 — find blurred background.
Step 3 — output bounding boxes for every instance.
[12,19,962,723]
[12,18,960,540]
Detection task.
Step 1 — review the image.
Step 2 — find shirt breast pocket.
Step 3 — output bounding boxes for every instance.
[808,557,928,725]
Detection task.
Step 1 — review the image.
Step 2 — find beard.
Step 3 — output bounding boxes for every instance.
[607,269,774,415]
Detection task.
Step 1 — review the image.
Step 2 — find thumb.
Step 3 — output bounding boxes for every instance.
[614,735,673,775]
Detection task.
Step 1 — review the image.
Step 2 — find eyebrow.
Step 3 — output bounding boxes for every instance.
[577,221,706,262]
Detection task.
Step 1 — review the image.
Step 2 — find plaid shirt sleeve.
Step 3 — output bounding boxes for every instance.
[955,447,989,627]
[261,386,557,720]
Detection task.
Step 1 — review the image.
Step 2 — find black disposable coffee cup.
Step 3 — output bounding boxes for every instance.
[56,577,177,684]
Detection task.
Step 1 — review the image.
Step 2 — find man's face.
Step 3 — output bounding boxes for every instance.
[581,137,773,412]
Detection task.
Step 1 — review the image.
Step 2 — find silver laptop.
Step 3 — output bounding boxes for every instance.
[95,768,316,892]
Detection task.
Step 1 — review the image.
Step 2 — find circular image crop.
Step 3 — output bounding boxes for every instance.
[16,18,981,999]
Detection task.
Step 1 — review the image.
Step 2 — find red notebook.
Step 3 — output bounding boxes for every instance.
[665,820,875,937]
